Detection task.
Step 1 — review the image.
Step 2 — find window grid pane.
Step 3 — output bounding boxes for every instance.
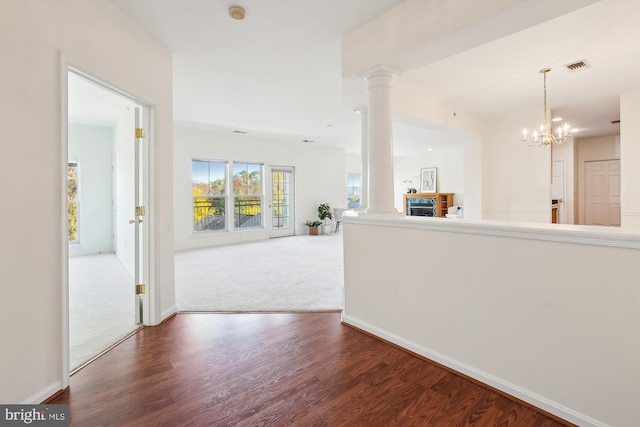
[68,163,78,242]
[347,173,361,209]
[233,163,263,229]
[272,171,291,230]
[192,160,227,232]
[193,196,226,231]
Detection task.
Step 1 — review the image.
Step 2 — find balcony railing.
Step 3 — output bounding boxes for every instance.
[193,196,262,231]
[193,197,225,231]
[234,197,262,229]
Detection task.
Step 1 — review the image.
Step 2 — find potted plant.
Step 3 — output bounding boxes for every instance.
[305,220,322,235]
[317,203,333,235]
[404,177,418,193]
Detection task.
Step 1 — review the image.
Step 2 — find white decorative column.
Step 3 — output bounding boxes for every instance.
[363,66,398,214]
[354,106,369,212]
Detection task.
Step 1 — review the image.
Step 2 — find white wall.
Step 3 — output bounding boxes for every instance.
[575,135,620,225]
[462,136,482,220]
[390,84,485,219]
[481,111,551,223]
[345,153,361,175]
[0,0,174,404]
[68,124,114,256]
[621,89,640,233]
[393,144,465,212]
[390,83,556,223]
[174,127,346,250]
[342,217,640,427]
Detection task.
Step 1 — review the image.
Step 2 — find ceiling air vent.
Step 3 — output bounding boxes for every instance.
[564,60,591,73]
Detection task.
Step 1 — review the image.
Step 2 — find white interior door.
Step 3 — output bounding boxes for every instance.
[268,166,295,238]
[584,159,621,227]
[113,100,145,324]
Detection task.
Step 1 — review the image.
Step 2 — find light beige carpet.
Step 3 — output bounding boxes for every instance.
[174,234,344,312]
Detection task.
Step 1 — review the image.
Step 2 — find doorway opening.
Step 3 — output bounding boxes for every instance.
[67,70,149,371]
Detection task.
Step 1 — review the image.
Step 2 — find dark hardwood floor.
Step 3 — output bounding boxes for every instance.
[50,313,572,426]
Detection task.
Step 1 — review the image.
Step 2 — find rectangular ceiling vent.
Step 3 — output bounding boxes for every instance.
[564,60,591,73]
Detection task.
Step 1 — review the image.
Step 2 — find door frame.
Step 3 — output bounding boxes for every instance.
[551,160,566,224]
[134,105,151,324]
[61,60,157,386]
[267,165,295,238]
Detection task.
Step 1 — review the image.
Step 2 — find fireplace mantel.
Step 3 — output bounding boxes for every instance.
[403,193,454,218]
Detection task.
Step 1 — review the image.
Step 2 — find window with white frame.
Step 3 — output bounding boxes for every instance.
[68,162,79,242]
[192,159,227,232]
[232,162,263,229]
[347,173,361,209]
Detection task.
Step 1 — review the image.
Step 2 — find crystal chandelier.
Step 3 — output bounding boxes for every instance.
[521,68,570,147]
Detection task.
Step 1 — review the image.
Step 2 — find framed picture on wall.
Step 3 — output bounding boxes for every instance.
[420,167,437,193]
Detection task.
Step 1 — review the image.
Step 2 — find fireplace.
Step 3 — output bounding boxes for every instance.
[406,197,436,217]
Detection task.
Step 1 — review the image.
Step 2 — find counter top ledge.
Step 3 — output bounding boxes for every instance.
[342,215,640,250]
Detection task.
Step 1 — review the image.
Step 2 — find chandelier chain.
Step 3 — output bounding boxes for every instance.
[543,70,547,128]
[521,67,570,147]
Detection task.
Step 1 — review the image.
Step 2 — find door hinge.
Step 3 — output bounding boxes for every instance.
[136,284,147,295]
[135,206,146,217]
[135,128,147,139]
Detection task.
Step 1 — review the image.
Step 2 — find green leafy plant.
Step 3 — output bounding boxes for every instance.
[317,203,333,225]
[305,220,322,228]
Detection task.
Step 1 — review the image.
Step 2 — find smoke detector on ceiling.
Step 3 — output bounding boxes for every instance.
[564,60,591,73]
[229,6,246,20]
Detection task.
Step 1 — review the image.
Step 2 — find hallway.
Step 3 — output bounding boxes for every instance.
[51,312,571,426]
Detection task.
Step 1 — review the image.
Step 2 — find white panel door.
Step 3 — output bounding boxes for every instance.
[585,159,620,227]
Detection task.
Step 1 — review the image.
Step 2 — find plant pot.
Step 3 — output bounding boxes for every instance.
[309,227,319,236]
[321,225,331,235]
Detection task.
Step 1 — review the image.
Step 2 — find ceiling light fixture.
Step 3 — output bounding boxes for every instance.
[521,68,570,147]
[229,6,245,20]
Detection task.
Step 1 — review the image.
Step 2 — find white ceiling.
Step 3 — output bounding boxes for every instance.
[399,0,639,134]
[110,0,406,153]
[105,0,638,155]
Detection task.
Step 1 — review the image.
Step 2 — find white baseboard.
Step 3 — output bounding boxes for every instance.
[23,381,63,404]
[342,314,608,427]
[161,305,177,322]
